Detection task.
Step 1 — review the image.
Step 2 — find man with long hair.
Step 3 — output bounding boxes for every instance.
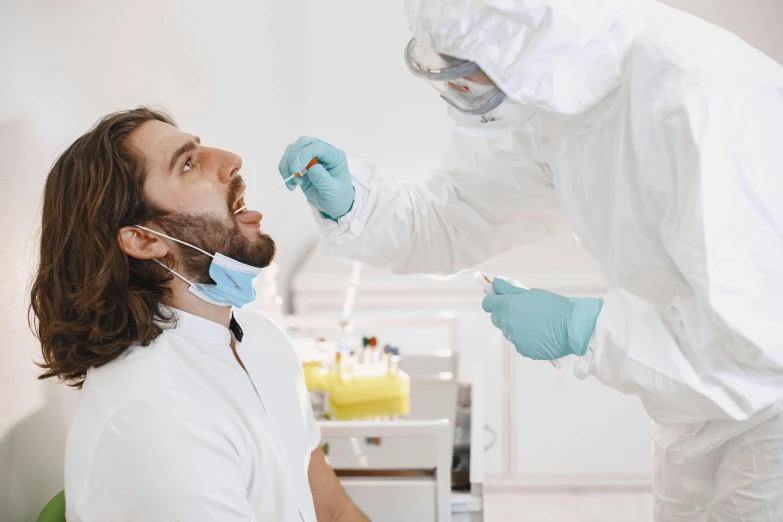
[30,107,368,521]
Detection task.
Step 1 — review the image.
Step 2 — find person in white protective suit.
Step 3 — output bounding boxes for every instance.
[278,0,783,519]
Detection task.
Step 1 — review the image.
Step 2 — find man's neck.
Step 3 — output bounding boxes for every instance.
[166,277,232,329]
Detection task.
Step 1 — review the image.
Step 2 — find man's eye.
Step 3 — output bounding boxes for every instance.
[182,159,193,172]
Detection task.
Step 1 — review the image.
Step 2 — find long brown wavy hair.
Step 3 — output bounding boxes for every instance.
[30,107,177,387]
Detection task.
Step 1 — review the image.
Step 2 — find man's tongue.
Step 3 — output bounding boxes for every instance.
[236,210,262,225]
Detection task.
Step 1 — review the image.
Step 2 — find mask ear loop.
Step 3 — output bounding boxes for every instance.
[134,225,214,259]
[134,225,213,286]
[152,259,196,287]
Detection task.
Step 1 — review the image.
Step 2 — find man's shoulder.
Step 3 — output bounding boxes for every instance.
[64,385,235,511]
[69,363,231,468]
[234,310,305,379]
[235,310,296,357]
[79,330,206,419]
[234,309,287,338]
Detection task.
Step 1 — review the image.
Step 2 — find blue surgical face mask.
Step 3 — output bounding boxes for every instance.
[134,225,263,308]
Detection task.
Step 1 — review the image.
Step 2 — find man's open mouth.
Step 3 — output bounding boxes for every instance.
[233,189,248,215]
[231,187,263,226]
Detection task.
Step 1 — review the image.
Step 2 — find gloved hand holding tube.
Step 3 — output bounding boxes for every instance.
[481,277,603,364]
[278,137,355,221]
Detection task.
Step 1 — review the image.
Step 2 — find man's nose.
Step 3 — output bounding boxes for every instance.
[218,150,243,184]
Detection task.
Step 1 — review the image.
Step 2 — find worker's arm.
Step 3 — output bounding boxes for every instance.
[308,447,370,522]
[576,79,783,425]
[281,127,563,275]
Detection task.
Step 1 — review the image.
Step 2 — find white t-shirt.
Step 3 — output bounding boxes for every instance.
[64,308,320,522]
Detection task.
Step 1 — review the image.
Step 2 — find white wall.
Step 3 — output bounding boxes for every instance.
[2,0,782,520]
[299,0,453,180]
[661,0,783,64]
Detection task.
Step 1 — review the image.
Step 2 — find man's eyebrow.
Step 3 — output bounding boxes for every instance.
[168,136,201,172]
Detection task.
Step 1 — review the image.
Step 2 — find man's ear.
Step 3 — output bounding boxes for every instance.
[117,226,169,260]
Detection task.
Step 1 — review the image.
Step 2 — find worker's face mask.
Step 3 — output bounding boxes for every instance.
[448,99,533,137]
[135,225,262,308]
[475,99,530,125]
[404,38,506,115]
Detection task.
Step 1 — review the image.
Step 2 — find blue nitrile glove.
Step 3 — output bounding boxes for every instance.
[481,278,603,360]
[278,136,355,221]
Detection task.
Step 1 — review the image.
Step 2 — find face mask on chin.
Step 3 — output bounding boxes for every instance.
[133,209,276,308]
[450,99,534,136]
[135,224,264,308]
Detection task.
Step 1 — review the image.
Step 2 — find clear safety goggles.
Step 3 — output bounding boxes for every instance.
[404,38,505,115]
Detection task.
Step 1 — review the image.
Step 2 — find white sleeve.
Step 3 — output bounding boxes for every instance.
[575,78,783,425]
[307,410,322,454]
[302,372,322,454]
[315,128,563,275]
[80,394,254,522]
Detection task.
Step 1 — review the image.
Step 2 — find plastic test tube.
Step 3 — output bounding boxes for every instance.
[282,158,319,185]
[475,271,571,370]
[386,347,400,375]
[474,271,498,295]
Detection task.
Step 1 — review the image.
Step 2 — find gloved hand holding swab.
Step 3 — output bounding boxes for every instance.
[240,159,322,215]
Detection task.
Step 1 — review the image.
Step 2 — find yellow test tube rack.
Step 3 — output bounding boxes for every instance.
[303,361,410,420]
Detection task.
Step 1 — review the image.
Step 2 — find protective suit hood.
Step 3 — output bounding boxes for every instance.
[404,0,645,116]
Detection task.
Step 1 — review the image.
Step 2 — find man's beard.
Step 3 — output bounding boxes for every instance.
[154,212,276,284]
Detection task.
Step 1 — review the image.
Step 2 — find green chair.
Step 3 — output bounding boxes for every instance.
[37,490,66,522]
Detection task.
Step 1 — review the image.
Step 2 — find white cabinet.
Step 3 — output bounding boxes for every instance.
[292,228,652,486]
[319,420,453,522]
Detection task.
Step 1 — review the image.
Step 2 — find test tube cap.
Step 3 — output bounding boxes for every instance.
[474,271,495,295]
